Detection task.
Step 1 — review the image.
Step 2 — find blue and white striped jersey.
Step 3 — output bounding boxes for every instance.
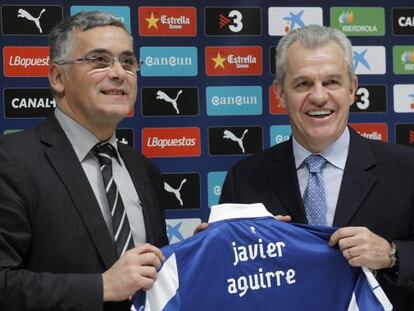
[133,203,392,311]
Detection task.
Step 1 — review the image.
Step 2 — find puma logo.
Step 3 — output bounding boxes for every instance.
[223,129,248,153]
[17,8,46,33]
[156,90,183,114]
[164,179,187,206]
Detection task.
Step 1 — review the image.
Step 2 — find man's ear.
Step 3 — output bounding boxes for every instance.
[273,80,286,108]
[349,75,358,107]
[48,63,65,95]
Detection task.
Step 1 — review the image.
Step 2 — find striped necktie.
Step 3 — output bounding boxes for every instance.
[94,142,134,256]
[303,154,328,226]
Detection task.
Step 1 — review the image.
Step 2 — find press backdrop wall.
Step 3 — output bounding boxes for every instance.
[1,0,414,243]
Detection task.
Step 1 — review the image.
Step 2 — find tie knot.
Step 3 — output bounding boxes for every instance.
[305,154,327,173]
[93,143,116,166]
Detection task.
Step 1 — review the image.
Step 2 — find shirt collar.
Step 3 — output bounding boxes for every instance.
[54,108,119,162]
[208,203,273,223]
[292,127,350,170]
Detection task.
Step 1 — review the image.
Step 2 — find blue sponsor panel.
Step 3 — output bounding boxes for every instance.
[140,47,198,77]
[70,6,131,33]
[270,125,291,147]
[206,86,262,116]
[207,171,227,207]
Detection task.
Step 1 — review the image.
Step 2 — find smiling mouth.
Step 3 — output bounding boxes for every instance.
[306,109,333,118]
[101,90,126,95]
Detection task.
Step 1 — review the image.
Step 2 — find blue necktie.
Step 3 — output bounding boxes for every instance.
[303,155,328,226]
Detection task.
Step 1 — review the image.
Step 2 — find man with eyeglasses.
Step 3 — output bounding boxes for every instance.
[0,11,168,311]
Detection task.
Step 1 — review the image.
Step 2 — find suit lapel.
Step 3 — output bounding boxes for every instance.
[40,116,118,268]
[333,130,378,226]
[118,145,156,244]
[266,140,308,223]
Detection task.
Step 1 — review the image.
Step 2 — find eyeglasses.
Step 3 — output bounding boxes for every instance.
[55,54,141,74]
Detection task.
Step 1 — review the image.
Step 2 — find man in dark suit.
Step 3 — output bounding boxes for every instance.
[0,11,168,310]
[220,25,414,310]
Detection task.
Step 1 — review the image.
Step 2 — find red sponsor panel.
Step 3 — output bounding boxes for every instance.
[349,123,388,142]
[269,86,288,114]
[3,46,50,77]
[205,46,262,76]
[142,127,201,157]
[139,7,196,36]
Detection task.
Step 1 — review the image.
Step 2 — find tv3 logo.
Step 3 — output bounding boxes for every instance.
[220,10,243,32]
[355,87,370,110]
[351,85,386,113]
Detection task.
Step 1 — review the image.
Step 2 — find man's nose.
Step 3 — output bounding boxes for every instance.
[309,84,328,105]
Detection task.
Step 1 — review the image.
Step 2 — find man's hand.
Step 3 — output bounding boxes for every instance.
[102,243,164,302]
[329,226,392,270]
[193,222,209,234]
[275,215,292,222]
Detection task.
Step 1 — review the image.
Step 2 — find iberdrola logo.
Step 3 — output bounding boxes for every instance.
[401,50,414,63]
[338,11,354,24]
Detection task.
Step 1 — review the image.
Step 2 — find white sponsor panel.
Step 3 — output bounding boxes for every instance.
[268,7,323,36]
[353,46,386,75]
[166,218,201,244]
[393,84,414,113]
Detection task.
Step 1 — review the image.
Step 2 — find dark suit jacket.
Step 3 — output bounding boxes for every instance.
[0,115,168,311]
[220,128,414,310]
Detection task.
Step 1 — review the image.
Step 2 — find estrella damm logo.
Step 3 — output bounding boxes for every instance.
[349,123,388,142]
[330,7,384,36]
[138,7,196,36]
[269,86,288,115]
[205,46,262,76]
